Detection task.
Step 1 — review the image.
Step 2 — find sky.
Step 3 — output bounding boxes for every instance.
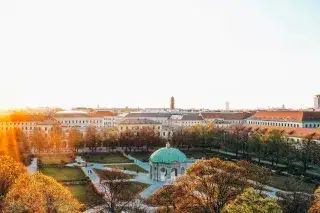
[0,0,319,110]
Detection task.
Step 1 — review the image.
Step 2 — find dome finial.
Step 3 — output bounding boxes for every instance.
[166,142,170,148]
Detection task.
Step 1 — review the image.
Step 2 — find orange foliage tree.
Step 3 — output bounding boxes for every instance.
[0,156,26,207]
[3,172,83,213]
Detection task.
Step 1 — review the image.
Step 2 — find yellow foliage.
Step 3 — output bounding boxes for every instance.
[3,172,83,213]
[0,156,26,198]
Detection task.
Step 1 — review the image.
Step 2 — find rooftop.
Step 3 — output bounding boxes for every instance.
[150,143,187,163]
[125,113,172,118]
[247,110,320,122]
[118,119,161,125]
[201,112,253,120]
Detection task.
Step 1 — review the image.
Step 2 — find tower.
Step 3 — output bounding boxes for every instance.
[170,96,175,110]
[314,95,320,109]
[225,101,230,111]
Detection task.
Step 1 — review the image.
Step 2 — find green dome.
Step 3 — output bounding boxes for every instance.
[150,145,187,164]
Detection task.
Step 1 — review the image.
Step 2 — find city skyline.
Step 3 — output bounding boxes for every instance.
[1,0,319,109]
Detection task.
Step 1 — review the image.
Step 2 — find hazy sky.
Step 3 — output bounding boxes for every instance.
[0,0,319,110]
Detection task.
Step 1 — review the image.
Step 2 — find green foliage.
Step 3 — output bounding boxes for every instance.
[222,188,283,213]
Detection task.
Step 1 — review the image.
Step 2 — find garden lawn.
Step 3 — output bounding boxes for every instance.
[130,152,152,162]
[38,154,75,165]
[108,164,148,173]
[64,183,104,208]
[182,150,233,160]
[41,167,87,181]
[269,174,317,193]
[82,153,132,163]
[126,181,149,195]
[94,168,136,179]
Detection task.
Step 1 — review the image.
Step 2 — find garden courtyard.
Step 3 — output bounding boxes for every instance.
[33,149,318,210]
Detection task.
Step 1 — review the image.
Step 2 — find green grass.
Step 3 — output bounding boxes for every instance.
[94,168,136,179]
[82,153,132,163]
[127,181,149,195]
[64,183,104,208]
[268,174,317,193]
[108,164,149,173]
[182,150,233,160]
[38,154,75,165]
[41,167,87,181]
[130,152,152,162]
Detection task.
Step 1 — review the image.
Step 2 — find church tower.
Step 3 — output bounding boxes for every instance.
[170,96,175,110]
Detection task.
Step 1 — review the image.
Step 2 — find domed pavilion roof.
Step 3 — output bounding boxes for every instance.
[150,143,187,164]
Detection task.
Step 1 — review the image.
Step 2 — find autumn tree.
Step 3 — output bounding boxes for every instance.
[0,156,26,208]
[309,186,320,213]
[0,131,21,161]
[222,187,283,213]
[3,172,83,213]
[14,127,29,155]
[267,129,284,166]
[85,125,99,152]
[29,129,47,153]
[99,127,119,151]
[173,158,249,213]
[278,177,314,213]
[67,127,83,152]
[152,185,176,213]
[49,123,64,150]
[299,135,320,174]
[99,169,139,213]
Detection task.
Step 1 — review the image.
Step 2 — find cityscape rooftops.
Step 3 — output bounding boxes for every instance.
[180,115,204,121]
[125,113,172,118]
[118,118,161,125]
[201,112,253,120]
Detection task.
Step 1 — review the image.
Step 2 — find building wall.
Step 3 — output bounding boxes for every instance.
[0,121,53,135]
[246,120,302,128]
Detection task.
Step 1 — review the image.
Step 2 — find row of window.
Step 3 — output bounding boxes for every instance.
[0,126,49,131]
[304,123,320,128]
[59,120,103,124]
[0,122,37,126]
[120,126,161,130]
[247,121,301,128]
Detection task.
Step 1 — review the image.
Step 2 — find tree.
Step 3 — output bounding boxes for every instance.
[152,185,176,212]
[267,129,284,166]
[277,177,314,213]
[228,125,246,158]
[49,123,64,150]
[29,129,47,153]
[99,169,138,213]
[67,128,83,152]
[85,125,99,152]
[0,156,26,208]
[249,131,266,163]
[14,128,29,156]
[299,135,319,174]
[309,186,320,213]
[3,172,83,213]
[238,161,272,195]
[222,188,283,213]
[173,158,250,213]
[0,131,21,162]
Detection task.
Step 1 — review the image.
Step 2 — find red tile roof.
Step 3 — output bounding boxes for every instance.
[248,110,320,122]
[88,111,116,117]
